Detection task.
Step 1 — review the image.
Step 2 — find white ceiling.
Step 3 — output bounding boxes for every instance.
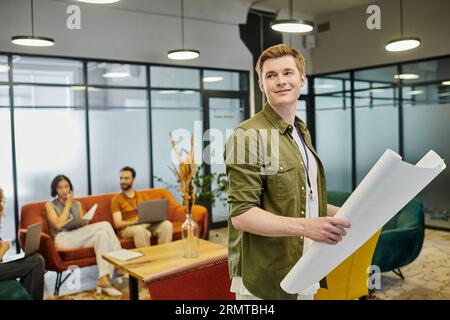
[55,0,379,24]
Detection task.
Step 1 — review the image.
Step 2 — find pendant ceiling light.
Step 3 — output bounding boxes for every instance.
[168,0,199,60]
[385,0,421,52]
[11,0,55,47]
[271,0,313,33]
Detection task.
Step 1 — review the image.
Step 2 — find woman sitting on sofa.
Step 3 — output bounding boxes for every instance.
[45,175,122,297]
[0,187,45,300]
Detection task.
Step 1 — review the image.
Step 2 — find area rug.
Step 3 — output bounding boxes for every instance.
[48,277,151,300]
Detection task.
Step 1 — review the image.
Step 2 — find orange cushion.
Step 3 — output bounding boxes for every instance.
[57,247,95,261]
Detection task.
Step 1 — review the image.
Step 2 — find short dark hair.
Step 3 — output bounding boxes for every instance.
[50,175,73,198]
[120,166,136,179]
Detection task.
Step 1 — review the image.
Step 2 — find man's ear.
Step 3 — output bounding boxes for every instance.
[300,73,306,87]
[258,79,265,93]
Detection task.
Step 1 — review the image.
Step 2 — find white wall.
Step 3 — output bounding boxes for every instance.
[282,33,313,75]
[311,0,450,74]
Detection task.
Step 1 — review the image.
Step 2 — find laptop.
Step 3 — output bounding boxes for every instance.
[1,222,42,263]
[137,199,168,224]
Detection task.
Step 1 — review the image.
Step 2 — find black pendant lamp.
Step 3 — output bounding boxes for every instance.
[385,0,421,52]
[271,0,313,33]
[11,0,55,47]
[168,0,200,60]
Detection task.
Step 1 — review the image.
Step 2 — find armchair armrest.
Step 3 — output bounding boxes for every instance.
[172,205,208,239]
[191,205,208,239]
[171,205,188,223]
[18,228,65,272]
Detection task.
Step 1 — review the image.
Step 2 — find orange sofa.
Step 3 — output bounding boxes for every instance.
[18,188,208,296]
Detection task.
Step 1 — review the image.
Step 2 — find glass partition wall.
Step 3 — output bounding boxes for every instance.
[0,52,249,251]
[312,55,450,230]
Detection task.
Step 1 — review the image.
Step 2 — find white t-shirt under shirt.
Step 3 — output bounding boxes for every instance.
[231,124,320,299]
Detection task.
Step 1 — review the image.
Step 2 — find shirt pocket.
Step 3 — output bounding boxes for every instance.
[272,160,297,200]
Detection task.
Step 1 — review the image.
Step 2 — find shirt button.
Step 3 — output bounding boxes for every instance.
[301,186,305,190]
[300,236,304,240]
[301,210,305,215]
[280,166,283,170]
[301,162,304,166]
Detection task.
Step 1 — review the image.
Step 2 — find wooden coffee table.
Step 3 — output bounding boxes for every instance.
[103,239,227,300]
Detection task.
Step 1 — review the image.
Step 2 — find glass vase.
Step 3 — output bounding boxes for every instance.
[181,212,200,258]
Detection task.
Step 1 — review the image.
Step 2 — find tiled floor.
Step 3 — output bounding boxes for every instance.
[43,227,450,300]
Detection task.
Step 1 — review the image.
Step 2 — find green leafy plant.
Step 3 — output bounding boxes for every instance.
[154,163,228,207]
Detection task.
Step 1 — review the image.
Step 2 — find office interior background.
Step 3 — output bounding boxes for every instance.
[0,0,450,299]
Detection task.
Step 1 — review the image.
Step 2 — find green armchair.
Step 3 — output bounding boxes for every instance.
[372,198,425,279]
[0,280,33,300]
[328,190,425,280]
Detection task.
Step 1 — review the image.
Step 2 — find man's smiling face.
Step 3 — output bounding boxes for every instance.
[259,55,305,109]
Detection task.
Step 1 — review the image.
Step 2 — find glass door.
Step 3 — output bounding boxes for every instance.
[204,93,246,228]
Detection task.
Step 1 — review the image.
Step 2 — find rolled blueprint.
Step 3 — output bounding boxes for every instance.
[281,149,446,294]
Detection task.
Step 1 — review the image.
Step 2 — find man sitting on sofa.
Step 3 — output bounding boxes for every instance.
[111,166,173,248]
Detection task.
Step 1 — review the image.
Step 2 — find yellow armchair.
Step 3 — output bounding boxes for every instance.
[315,230,382,300]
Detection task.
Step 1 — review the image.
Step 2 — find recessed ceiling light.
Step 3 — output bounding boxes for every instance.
[394,73,419,80]
[439,92,450,97]
[203,76,223,83]
[442,81,450,86]
[409,90,423,95]
[182,90,196,94]
[102,72,130,78]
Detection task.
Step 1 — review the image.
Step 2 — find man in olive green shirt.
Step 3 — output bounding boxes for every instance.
[225,44,351,300]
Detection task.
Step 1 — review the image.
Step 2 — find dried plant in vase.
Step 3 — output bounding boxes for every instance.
[169,132,200,258]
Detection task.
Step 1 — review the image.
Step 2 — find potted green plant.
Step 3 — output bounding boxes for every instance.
[154,163,228,210]
[193,164,228,208]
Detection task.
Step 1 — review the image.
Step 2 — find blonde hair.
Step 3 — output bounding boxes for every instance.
[255,44,305,78]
